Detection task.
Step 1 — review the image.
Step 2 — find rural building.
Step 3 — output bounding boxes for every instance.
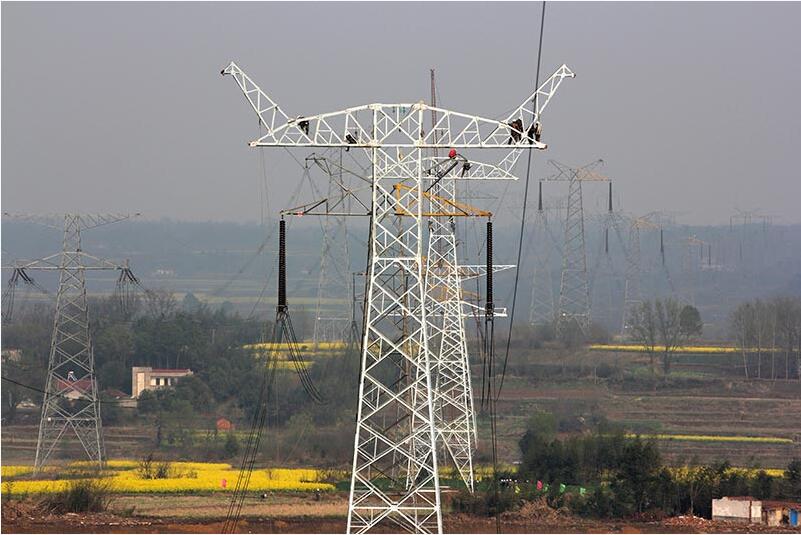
[54,377,93,400]
[2,348,22,362]
[216,417,234,432]
[131,366,193,398]
[713,497,800,527]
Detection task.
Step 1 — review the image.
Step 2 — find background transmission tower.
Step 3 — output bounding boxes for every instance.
[528,182,561,326]
[543,160,609,338]
[588,182,626,330]
[620,213,676,336]
[2,213,140,471]
[308,151,355,345]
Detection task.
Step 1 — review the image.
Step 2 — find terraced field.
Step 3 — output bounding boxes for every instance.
[490,377,801,469]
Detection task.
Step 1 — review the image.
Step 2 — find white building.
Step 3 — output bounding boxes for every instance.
[131,366,193,398]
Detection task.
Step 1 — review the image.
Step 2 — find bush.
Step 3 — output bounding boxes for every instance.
[223,432,240,459]
[44,478,111,513]
[137,454,173,479]
[451,487,518,516]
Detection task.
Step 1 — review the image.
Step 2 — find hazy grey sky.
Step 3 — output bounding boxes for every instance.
[2,2,800,225]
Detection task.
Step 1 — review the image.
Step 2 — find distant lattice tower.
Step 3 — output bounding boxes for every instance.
[680,234,706,306]
[2,213,139,471]
[588,183,626,331]
[528,183,560,326]
[543,160,609,338]
[309,151,354,346]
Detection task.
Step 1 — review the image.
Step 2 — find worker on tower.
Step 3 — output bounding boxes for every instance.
[507,119,523,144]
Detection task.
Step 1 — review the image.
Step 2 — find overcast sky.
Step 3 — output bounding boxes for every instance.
[2,1,800,225]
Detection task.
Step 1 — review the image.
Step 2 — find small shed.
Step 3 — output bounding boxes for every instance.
[762,500,801,527]
[216,417,235,432]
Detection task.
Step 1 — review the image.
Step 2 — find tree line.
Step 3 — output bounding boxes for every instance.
[730,296,801,380]
[456,410,801,519]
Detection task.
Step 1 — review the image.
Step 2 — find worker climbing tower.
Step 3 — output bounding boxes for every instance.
[222,61,574,533]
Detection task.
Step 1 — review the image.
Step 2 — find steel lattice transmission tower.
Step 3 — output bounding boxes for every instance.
[421,156,518,493]
[3,213,139,471]
[528,183,564,326]
[680,234,707,306]
[222,61,574,533]
[307,152,356,345]
[588,183,626,330]
[543,160,608,338]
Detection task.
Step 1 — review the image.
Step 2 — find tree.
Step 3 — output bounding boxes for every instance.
[785,459,801,498]
[613,436,661,513]
[223,432,240,458]
[679,305,703,339]
[144,287,177,319]
[629,301,658,373]
[653,299,703,377]
[181,292,202,313]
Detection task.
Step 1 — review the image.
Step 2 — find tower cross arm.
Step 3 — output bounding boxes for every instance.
[2,213,138,231]
[541,159,609,182]
[223,61,568,149]
[6,252,131,271]
[505,64,576,133]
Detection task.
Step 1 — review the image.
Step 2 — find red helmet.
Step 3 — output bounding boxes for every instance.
[448,148,457,159]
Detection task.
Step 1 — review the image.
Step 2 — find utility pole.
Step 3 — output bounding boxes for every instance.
[3,213,140,471]
[222,61,574,533]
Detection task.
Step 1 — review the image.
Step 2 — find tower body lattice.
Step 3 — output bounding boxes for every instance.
[424,177,476,492]
[312,151,353,345]
[556,176,590,336]
[36,216,104,470]
[621,223,643,337]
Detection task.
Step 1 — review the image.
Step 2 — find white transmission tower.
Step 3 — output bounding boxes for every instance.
[222,61,574,533]
[2,213,140,471]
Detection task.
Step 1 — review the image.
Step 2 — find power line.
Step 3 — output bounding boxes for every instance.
[496,1,547,401]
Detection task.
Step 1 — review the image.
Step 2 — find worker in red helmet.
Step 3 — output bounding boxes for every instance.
[448,148,457,159]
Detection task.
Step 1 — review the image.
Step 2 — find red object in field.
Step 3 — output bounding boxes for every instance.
[537,480,543,490]
[448,148,457,159]
[221,478,227,488]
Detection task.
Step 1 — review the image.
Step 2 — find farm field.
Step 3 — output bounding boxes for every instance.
[0,461,333,495]
[4,492,801,534]
[485,356,801,469]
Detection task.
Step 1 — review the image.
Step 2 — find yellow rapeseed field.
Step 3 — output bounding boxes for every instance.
[1,461,335,495]
[670,466,786,480]
[244,341,348,359]
[629,433,793,444]
[589,344,739,354]
[1,466,34,478]
[589,344,784,354]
